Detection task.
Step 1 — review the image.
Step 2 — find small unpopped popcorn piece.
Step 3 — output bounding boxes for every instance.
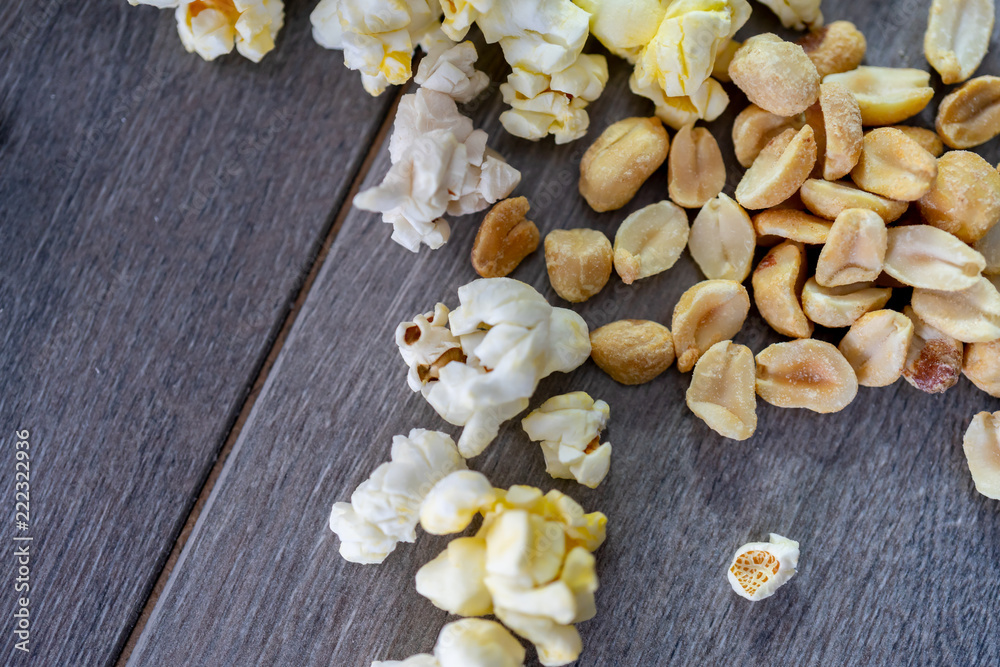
[310,0,443,95]
[372,618,526,667]
[129,0,284,62]
[727,533,800,601]
[328,429,466,564]
[755,0,823,30]
[522,392,612,488]
[499,55,610,144]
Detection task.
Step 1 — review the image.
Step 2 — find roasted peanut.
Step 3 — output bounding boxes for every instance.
[736,126,817,210]
[613,201,689,284]
[850,128,937,201]
[753,209,833,245]
[672,280,751,373]
[815,208,887,287]
[752,241,812,338]
[883,225,986,291]
[963,340,1000,397]
[838,310,914,387]
[686,341,757,441]
[911,277,1000,343]
[579,116,670,212]
[544,229,613,303]
[797,20,867,78]
[824,67,934,126]
[924,0,995,84]
[755,339,859,413]
[732,105,806,168]
[802,279,892,328]
[889,126,944,157]
[918,151,1000,244]
[667,124,726,208]
[590,319,675,385]
[800,179,909,222]
[816,82,863,181]
[729,34,821,117]
[688,194,756,282]
[963,411,1000,499]
[975,222,1000,275]
[471,197,539,278]
[902,305,964,394]
[936,76,1000,148]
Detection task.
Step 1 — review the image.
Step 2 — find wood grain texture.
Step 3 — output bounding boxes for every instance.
[130,3,1000,666]
[0,0,398,664]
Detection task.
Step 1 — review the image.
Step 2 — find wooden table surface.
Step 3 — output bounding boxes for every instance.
[2,1,998,665]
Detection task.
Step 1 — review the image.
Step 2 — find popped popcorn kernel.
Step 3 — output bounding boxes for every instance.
[727,533,800,601]
[372,618,525,667]
[522,392,612,488]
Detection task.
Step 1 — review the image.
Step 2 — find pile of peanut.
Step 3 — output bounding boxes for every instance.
[469,4,1000,480]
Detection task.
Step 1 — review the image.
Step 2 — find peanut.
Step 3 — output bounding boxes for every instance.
[732,104,805,168]
[815,208,887,287]
[729,34,821,117]
[824,67,934,126]
[911,277,1000,343]
[613,201,689,285]
[672,280,751,373]
[883,225,986,291]
[590,319,675,385]
[471,197,540,278]
[850,128,938,201]
[579,117,670,212]
[736,126,817,210]
[924,0,995,84]
[688,194,756,282]
[752,241,812,338]
[817,82,863,181]
[889,126,944,157]
[918,151,1000,244]
[667,123,726,209]
[755,339,858,413]
[802,279,892,328]
[936,75,1000,148]
[797,20,867,78]
[753,209,832,245]
[838,310,914,387]
[963,340,1000,397]
[902,305,964,394]
[963,411,1000,499]
[974,222,1000,275]
[544,229,613,303]
[800,179,908,222]
[686,341,757,441]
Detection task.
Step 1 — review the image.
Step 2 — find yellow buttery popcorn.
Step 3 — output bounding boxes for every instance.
[128,0,284,62]
[727,533,800,601]
[755,0,823,30]
[629,73,730,129]
[372,618,525,667]
[416,473,606,667]
[521,392,612,488]
[575,0,672,62]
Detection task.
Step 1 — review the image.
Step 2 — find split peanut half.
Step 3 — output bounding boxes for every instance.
[802,280,892,328]
[838,309,914,387]
[752,241,812,338]
[686,341,757,441]
[755,339,859,413]
[672,280,751,373]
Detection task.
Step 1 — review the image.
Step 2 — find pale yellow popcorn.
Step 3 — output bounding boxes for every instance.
[575,0,672,62]
[372,618,526,667]
[416,475,606,667]
[521,392,612,488]
[755,0,823,30]
[500,55,609,144]
[130,0,284,62]
[629,74,730,129]
[727,533,800,601]
[421,470,498,534]
[310,0,443,95]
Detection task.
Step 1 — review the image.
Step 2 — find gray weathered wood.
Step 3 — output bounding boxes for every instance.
[0,0,398,664]
[129,3,1000,666]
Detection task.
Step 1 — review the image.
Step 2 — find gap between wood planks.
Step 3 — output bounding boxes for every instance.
[113,84,407,667]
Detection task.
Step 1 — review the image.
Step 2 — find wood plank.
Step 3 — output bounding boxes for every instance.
[129,4,1000,666]
[0,0,399,664]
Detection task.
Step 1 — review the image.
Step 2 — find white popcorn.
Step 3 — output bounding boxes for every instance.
[727,533,800,601]
[416,476,606,667]
[328,429,466,564]
[499,54,609,144]
[415,41,491,103]
[395,303,464,393]
[401,278,590,457]
[420,470,498,534]
[522,392,612,488]
[129,0,284,62]
[310,0,443,96]
[755,0,824,30]
[373,618,525,667]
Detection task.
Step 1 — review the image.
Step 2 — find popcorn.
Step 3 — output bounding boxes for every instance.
[755,0,823,30]
[629,73,730,129]
[395,303,464,393]
[727,533,800,601]
[310,0,444,96]
[129,0,284,62]
[499,55,610,144]
[328,429,466,564]
[397,278,591,457]
[416,473,606,667]
[521,392,612,488]
[414,40,491,103]
[372,618,525,667]
[575,0,672,62]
